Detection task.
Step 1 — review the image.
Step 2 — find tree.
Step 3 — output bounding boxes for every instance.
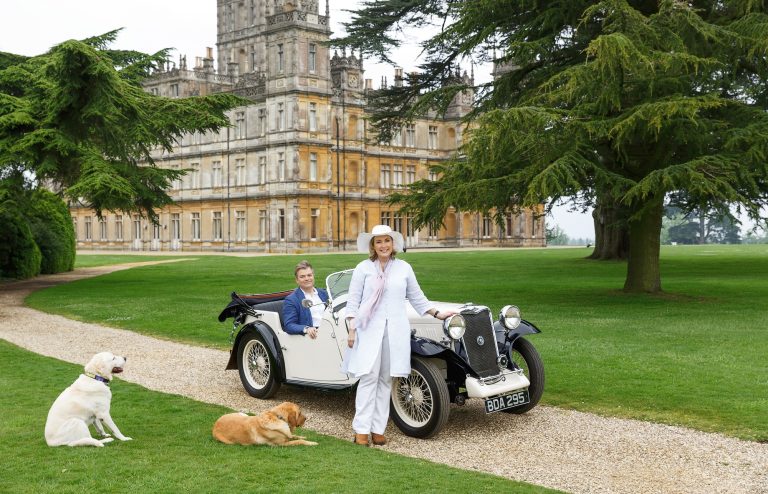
[337,1,768,293]
[663,203,741,244]
[0,31,242,223]
[546,224,570,245]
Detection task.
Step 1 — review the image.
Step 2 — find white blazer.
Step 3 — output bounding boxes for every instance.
[342,258,432,377]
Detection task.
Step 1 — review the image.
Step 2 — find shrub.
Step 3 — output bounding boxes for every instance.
[27,190,75,274]
[0,200,42,279]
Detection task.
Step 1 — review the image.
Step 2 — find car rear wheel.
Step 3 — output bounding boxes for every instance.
[504,337,544,414]
[390,356,450,438]
[237,331,281,399]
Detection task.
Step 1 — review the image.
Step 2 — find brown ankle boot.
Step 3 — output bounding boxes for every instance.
[353,433,370,446]
[371,433,387,446]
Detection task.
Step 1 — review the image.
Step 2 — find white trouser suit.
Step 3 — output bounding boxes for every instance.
[342,258,433,435]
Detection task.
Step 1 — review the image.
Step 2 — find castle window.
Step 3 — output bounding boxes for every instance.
[279,209,286,240]
[171,214,181,241]
[258,156,267,183]
[84,216,92,241]
[428,125,438,149]
[234,112,245,139]
[235,159,246,186]
[259,210,267,241]
[212,212,222,241]
[133,216,142,240]
[115,215,123,240]
[212,161,223,187]
[191,213,201,241]
[277,44,284,73]
[482,215,492,238]
[405,124,416,148]
[309,43,316,72]
[393,165,403,189]
[309,102,317,131]
[311,208,319,240]
[380,211,391,227]
[258,108,267,135]
[236,211,247,241]
[278,152,286,181]
[278,103,285,130]
[99,217,107,241]
[190,163,200,188]
[309,152,318,181]
[380,164,391,189]
[406,165,416,184]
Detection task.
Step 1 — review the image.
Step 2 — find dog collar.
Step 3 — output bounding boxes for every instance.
[85,372,111,385]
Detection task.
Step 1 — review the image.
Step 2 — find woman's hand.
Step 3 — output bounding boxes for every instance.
[436,310,458,320]
[347,327,356,348]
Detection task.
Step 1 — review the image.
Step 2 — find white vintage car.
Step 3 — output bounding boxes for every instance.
[217,269,545,438]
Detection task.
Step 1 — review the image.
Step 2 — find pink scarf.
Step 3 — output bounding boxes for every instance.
[355,261,389,330]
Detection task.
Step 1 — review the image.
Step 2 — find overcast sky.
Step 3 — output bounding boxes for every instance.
[1,0,596,240]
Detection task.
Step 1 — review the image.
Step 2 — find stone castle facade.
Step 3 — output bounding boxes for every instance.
[70,0,545,252]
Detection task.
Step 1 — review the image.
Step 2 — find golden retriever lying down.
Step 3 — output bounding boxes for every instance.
[212,401,317,446]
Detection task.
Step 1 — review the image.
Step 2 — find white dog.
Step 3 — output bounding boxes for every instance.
[45,352,132,447]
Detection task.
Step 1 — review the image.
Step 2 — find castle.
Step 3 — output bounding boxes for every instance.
[70,0,545,252]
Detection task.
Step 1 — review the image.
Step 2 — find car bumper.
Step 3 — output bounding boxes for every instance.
[465,369,530,399]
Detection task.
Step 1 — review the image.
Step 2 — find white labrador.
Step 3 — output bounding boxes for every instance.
[45,352,132,447]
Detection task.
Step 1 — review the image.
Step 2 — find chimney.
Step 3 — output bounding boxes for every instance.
[394,67,403,87]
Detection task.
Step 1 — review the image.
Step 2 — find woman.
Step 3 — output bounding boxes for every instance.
[342,225,454,446]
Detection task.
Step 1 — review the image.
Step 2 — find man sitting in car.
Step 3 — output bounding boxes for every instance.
[283,260,328,339]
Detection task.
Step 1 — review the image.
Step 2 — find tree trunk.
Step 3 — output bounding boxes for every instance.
[588,201,629,260]
[623,195,664,293]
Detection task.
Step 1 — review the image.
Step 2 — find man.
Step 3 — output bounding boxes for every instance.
[283,260,329,339]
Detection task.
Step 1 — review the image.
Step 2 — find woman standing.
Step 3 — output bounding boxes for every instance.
[342,225,454,446]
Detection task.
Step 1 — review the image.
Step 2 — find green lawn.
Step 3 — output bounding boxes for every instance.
[27,245,768,441]
[0,341,555,494]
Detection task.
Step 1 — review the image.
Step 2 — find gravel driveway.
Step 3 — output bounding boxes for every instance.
[1,263,766,494]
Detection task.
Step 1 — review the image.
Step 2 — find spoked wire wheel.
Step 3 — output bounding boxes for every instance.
[237,332,280,399]
[390,356,450,438]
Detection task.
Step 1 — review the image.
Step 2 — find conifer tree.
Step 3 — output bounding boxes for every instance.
[0,31,242,222]
[337,0,768,292]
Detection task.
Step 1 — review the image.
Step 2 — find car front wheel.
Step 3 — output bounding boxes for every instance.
[237,331,281,399]
[390,356,450,438]
[504,337,544,414]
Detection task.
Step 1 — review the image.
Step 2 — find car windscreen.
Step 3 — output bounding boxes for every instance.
[326,270,353,299]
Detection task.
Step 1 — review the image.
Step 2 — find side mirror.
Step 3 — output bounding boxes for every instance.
[302,298,329,309]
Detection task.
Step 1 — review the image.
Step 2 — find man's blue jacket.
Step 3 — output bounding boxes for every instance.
[283,287,329,335]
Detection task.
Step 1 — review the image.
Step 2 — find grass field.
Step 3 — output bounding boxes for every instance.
[0,341,555,494]
[25,245,768,442]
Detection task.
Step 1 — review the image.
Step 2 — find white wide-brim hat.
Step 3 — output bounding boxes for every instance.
[356,224,405,253]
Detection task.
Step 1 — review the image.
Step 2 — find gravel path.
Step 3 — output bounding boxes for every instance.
[1,263,766,494]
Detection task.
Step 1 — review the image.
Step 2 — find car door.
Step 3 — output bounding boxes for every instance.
[278,314,347,384]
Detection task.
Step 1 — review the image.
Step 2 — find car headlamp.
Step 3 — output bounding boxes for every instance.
[500,305,521,330]
[442,314,466,340]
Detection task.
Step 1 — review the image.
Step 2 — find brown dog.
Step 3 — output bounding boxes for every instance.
[212,401,317,446]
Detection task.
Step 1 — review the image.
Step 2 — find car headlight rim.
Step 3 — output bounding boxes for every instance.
[500,305,521,331]
[443,314,466,340]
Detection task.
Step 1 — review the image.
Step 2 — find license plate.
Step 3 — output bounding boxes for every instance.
[484,390,530,413]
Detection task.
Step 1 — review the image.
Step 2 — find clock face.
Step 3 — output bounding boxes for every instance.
[348,74,359,88]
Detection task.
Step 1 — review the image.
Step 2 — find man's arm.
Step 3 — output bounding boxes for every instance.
[282,295,307,335]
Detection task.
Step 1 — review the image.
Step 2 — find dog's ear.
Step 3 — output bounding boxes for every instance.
[84,352,112,378]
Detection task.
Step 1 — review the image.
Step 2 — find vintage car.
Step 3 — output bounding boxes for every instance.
[217,269,545,438]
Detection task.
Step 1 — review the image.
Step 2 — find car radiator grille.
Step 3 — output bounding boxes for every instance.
[461,308,499,378]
